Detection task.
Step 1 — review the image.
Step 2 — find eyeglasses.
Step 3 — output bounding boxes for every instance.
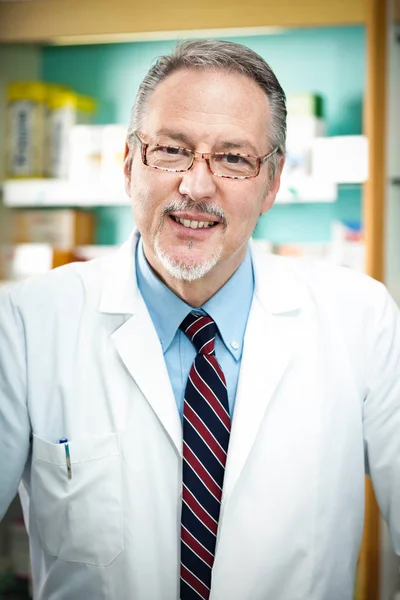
[134,132,278,180]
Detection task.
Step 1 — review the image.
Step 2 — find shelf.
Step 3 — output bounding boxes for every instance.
[2,179,130,208]
[2,178,337,207]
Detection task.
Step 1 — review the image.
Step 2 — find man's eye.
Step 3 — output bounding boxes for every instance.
[222,153,251,166]
[226,154,242,164]
[157,146,180,155]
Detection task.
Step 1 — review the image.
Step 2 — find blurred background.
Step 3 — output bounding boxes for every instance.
[0,0,398,598]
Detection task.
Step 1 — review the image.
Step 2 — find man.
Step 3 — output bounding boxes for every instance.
[0,39,399,600]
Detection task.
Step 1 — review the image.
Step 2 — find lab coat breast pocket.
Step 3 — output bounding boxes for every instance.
[31,432,123,566]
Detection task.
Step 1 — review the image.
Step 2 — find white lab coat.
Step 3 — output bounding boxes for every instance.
[1,230,400,600]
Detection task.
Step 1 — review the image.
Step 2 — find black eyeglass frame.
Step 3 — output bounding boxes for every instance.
[134,132,279,180]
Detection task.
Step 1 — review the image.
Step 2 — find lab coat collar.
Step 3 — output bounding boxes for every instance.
[98,230,305,316]
[98,230,141,315]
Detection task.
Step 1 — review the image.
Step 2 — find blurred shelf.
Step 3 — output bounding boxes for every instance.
[2,178,337,207]
[2,180,130,208]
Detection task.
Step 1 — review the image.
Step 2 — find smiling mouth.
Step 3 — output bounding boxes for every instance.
[170,215,218,229]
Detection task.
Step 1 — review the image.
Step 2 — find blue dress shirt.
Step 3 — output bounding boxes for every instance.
[136,237,254,419]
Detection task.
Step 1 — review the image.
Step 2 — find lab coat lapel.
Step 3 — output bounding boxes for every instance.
[221,242,305,505]
[99,231,182,455]
[112,300,182,455]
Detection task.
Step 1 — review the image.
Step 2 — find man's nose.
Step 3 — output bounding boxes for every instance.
[178,157,217,201]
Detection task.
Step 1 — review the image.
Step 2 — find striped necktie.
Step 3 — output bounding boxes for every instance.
[179,312,231,600]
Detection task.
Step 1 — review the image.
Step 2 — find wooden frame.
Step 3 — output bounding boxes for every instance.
[357,0,389,598]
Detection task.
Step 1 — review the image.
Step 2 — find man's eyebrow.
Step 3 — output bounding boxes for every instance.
[155,129,193,146]
[217,140,259,155]
[154,129,259,155]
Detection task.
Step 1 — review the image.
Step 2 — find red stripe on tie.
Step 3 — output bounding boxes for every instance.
[186,317,213,341]
[182,526,214,568]
[205,354,227,387]
[183,443,222,502]
[182,485,218,536]
[181,565,210,600]
[190,366,231,431]
[184,403,227,466]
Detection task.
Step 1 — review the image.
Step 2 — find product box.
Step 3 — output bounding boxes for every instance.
[0,244,53,280]
[284,93,326,182]
[286,93,324,118]
[273,242,331,260]
[12,209,96,248]
[68,125,104,183]
[329,220,365,271]
[311,135,368,183]
[101,124,128,190]
[285,115,325,178]
[6,81,48,179]
[0,244,76,281]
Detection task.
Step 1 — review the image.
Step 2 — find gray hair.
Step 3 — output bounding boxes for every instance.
[127,39,287,178]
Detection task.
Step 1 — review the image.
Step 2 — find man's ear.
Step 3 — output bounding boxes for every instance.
[123,142,131,176]
[260,155,285,215]
[123,142,132,195]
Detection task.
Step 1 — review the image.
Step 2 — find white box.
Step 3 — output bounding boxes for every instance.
[328,221,365,271]
[68,125,104,183]
[284,116,325,178]
[100,124,128,194]
[311,135,368,183]
[0,244,53,280]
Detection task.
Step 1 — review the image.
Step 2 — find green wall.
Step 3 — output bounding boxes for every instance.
[42,26,365,245]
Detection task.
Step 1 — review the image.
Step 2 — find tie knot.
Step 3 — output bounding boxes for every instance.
[180,312,217,355]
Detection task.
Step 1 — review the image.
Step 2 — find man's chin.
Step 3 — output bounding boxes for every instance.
[154,247,221,283]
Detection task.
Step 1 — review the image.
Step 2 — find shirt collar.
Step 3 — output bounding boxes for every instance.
[136,237,254,361]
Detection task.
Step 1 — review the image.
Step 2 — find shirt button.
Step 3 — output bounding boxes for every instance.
[231,341,240,350]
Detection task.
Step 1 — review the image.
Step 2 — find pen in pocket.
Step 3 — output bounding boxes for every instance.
[59,438,72,480]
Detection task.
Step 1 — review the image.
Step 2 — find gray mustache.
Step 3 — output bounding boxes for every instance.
[163,199,227,226]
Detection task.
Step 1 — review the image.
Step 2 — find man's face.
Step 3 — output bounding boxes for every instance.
[124,67,283,285]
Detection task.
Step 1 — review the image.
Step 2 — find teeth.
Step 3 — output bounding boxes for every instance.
[173,216,215,229]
